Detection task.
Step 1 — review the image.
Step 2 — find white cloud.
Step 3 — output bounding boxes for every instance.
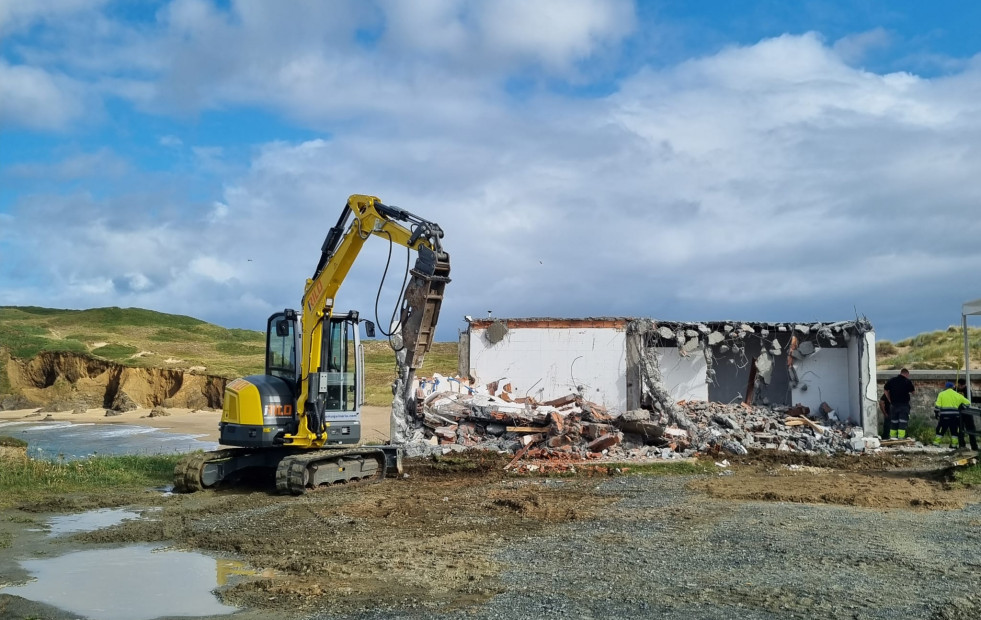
[0,61,85,130]
[0,0,106,34]
[4,149,129,180]
[477,0,634,71]
[4,14,981,339]
[833,28,892,66]
[189,256,236,284]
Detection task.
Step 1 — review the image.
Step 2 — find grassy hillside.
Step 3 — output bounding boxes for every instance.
[876,326,981,370]
[0,306,266,378]
[0,306,459,407]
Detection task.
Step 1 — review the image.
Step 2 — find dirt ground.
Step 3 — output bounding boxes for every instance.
[2,443,981,619]
[0,407,981,620]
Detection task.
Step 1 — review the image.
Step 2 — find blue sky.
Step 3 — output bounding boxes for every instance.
[2,0,980,344]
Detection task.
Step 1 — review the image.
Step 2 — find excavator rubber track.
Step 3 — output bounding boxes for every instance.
[173,446,400,494]
[173,449,242,493]
[274,448,388,495]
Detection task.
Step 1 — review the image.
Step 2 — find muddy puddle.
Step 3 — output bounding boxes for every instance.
[1,508,254,620]
[3,545,241,619]
[46,507,144,536]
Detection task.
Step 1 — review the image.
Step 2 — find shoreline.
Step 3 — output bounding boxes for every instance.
[0,404,392,444]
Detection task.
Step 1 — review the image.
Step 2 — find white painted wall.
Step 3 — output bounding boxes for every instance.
[654,347,709,401]
[468,327,627,412]
[791,348,852,421]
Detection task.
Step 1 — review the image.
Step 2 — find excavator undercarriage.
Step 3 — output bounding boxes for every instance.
[173,446,402,495]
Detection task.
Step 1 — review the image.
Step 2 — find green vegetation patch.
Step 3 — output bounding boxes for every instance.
[0,454,181,509]
[0,322,88,358]
[878,326,981,370]
[0,435,28,448]
[0,531,11,550]
[0,356,10,395]
[954,462,981,485]
[149,327,206,342]
[91,343,140,361]
[50,307,206,330]
[216,341,265,356]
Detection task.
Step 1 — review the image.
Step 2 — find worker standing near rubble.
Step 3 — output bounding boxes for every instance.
[933,381,968,449]
[956,378,978,451]
[884,369,915,439]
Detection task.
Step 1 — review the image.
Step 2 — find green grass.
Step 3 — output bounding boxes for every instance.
[0,435,28,448]
[0,531,11,550]
[0,354,10,395]
[954,463,981,485]
[0,453,181,508]
[877,326,981,370]
[907,414,936,445]
[91,343,140,361]
[216,341,265,356]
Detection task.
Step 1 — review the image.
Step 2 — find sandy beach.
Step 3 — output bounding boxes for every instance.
[0,405,392,443]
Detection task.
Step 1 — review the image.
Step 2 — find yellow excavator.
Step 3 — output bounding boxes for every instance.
[174,194,450,494]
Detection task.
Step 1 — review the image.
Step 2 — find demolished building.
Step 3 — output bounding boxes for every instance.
[462,317,877,429]
[399,316,878,462]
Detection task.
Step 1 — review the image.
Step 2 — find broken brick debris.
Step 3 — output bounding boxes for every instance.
[405,375,870,464]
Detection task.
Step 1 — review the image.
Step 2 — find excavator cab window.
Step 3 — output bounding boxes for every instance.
[266,311,299,385]
[322,317,358,412]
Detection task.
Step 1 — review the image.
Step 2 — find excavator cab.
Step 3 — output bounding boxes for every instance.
[302,310,366,444]
[219,310,371,448]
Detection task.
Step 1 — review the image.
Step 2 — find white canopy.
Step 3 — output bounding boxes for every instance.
[963,299,981,316]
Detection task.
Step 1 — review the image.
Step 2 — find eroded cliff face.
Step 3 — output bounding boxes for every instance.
[0,350,225,412]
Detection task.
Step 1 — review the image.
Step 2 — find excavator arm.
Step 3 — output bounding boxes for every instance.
[295,194,450,445]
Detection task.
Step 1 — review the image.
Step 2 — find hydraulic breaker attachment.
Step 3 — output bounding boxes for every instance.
[400,246,451,370]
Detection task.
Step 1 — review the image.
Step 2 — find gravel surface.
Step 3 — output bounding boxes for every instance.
[322,475,981,620]
[3,451,980,620]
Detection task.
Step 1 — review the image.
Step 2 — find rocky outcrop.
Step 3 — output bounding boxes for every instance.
[0,350,226,411]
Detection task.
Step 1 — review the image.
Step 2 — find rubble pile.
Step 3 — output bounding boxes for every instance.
[405,373,877,461]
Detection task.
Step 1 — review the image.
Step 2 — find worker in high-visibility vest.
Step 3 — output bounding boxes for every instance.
[934,381,971,449]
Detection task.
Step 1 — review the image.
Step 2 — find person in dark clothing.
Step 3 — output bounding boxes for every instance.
[884,368,915,439]
[879,393,891,439]
[956,378,979,451]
